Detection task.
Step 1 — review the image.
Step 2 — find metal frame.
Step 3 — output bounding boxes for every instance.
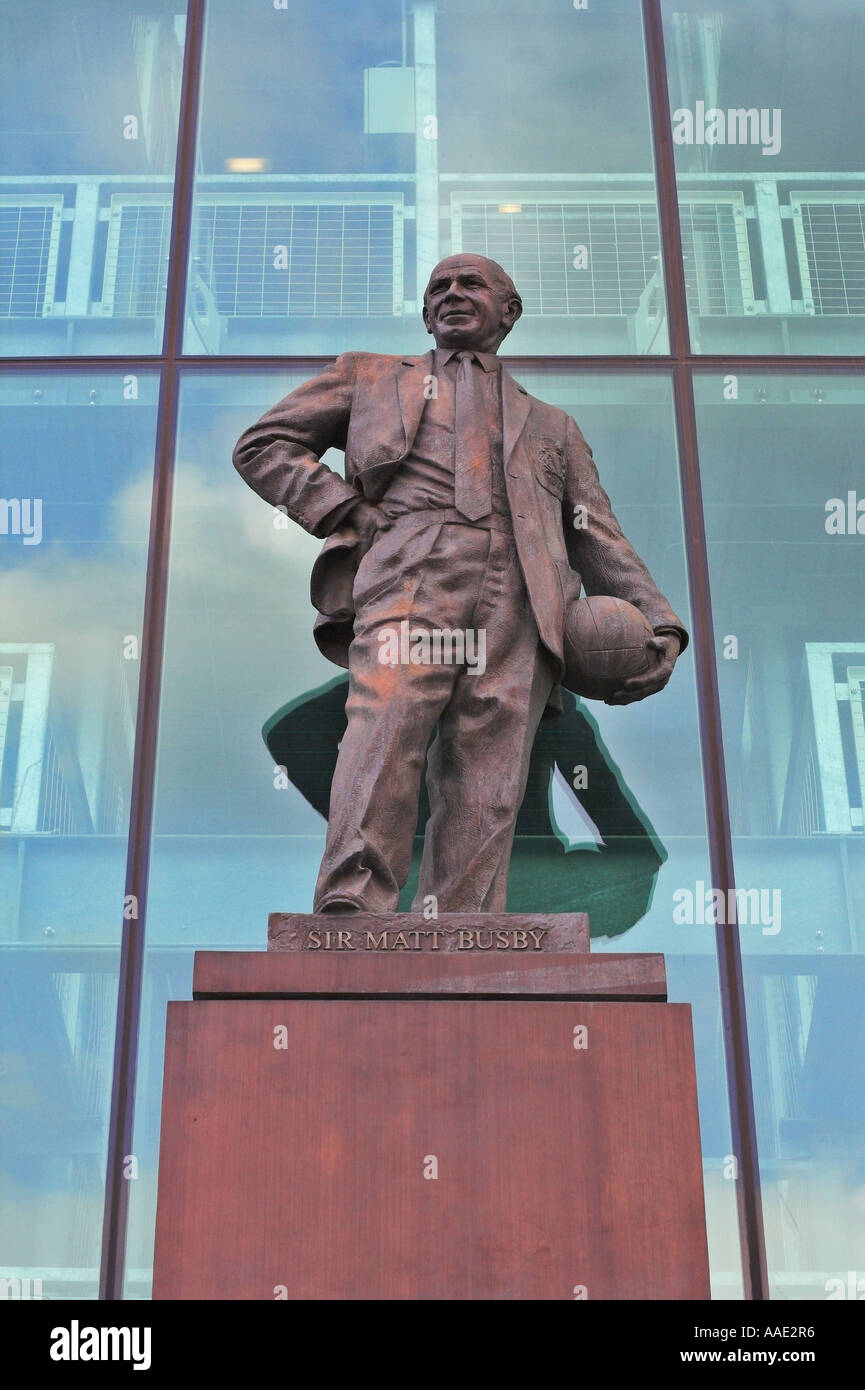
[0,193,64,317]
[100,193,174,317]
[97,0,206,1302]
[2,0,863,1302]
[789,190,865,315]
[102,190,407,320]
[803,645,865,834]
[640,0,770,1301]
[450,187,756,319]
[0,643,54,832]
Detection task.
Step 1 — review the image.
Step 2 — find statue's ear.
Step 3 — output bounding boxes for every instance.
[422,302,434,335]
[498,296,522,338]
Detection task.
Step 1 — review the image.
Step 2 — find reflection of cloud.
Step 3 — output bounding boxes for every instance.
[149,462,337,831]
[0,1174,104,1294]
[0,476,150,747]
[107,460,325,619]
[1,503,143,644]
[156,460,333,680]
[0,453,337,832]
[0,457,331,685]
[704,1166,865,1300]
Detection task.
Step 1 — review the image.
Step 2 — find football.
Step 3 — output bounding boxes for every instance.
[562,595,655,700]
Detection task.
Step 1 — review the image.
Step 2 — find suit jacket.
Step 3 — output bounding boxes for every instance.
[232,350,689,715]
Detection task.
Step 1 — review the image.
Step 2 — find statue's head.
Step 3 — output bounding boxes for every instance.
[422,254,522,353]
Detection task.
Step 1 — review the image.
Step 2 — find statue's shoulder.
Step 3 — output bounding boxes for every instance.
[345,350,424,373]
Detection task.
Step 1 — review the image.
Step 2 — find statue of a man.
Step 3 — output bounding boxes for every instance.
[233,254,688,915]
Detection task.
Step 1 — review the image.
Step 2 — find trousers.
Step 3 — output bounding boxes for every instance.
[313,515,558,913]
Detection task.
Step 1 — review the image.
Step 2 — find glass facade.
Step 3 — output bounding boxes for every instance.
[661,0,865,355]
[0,370,158,1297]
[695,372,865,1296]
[185,0,670,354]
[1,0,862,1301]
[0,0,185,356]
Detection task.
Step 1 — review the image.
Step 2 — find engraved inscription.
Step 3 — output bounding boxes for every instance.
[267,911,589,955]
[303,927,549,952]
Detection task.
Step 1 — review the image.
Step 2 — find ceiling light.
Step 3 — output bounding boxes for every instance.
[225,157,269,173]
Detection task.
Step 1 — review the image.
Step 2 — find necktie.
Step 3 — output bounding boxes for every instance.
[453,351,492,521]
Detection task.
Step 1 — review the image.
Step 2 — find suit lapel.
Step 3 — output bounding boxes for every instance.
[396,350,434,458]
[393,354,530,468]
[502,367,531,464]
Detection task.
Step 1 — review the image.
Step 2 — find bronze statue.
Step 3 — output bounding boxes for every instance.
[233,254,687,915]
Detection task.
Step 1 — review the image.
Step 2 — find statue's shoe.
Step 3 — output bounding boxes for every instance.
[315,895,369,915]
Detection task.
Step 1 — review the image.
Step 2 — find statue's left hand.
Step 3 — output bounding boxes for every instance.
[605,633,682,706]
[348,500,389,556]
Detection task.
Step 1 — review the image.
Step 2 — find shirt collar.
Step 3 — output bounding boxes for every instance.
[434,346,500,373]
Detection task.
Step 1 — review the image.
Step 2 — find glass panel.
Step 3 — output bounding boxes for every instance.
[696,370,865,1297]
[661,0,865,354]
[124,366,741,1297]
[184,0,669,355]
[0,1,186,357]
[0,370,158,1299]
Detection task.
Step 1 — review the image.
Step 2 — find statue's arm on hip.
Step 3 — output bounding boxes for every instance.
[232,352,373,538]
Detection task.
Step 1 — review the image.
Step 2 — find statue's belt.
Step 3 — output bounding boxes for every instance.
[378,506,515,538]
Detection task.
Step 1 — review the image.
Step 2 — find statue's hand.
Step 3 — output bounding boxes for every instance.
[350,500,389,552]
[605,633,681,706]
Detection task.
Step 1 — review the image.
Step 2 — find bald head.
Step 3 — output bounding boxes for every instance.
[422,254,522,353]
[424,255,520,309]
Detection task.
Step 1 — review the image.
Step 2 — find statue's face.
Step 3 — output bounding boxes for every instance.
[422,255,520,352]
